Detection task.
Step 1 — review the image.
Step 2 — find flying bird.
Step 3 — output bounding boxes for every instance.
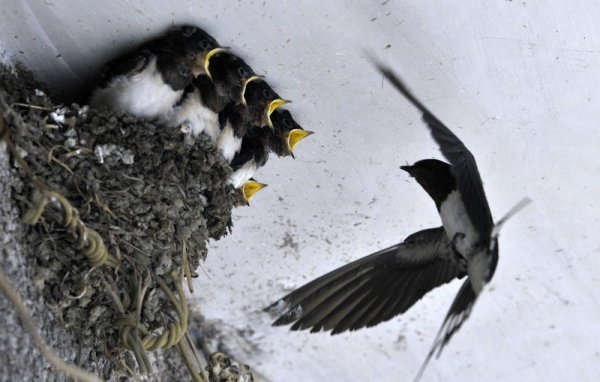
[266,62,529,380]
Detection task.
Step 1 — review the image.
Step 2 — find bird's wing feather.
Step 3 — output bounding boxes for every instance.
[414,279,478,381]
[266,227,466,334]
[99,50,150,86]
[376,63,494,237]
[230,137,255,170]
[196,76,222,112]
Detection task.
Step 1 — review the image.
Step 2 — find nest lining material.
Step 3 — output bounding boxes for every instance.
[0,63,248,381]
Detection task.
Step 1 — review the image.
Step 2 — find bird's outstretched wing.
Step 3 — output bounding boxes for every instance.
[375,63,494,238]
[266,227,465,334]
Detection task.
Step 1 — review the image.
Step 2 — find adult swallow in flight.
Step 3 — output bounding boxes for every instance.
[266,62,530,380]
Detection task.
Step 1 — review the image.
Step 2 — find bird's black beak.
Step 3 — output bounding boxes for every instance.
[400,165,415,176]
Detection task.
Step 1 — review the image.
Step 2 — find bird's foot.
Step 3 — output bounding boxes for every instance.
[451,232,466,252]
[451,232,470,267]
[179,122,191,134]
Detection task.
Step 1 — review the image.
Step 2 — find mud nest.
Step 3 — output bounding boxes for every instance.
[0,63,236,379]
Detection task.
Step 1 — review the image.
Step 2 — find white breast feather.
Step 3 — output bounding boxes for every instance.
[439,190,480,256]
[230,161,257,188]
[90,56,182,119]
[217,121,242,162]
[167,88,219,140]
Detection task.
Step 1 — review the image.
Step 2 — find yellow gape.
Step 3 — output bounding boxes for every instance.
[242,180,268,203]
[287,129,314,153]
[198,47,226,78]
[240,75,263,106]
[264,98,290,128]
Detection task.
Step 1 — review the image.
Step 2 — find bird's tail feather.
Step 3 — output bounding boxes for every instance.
[414,279,477,381]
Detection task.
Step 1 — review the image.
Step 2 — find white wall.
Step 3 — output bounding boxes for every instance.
[2,1,600,381]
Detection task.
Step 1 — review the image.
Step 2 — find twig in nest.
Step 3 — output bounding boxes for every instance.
[11,102,53,111]
[176,336,208,382]
[47,145,76,175]
[116,271,193,376]
[100,276,125,315]
[116,269,153,375]
[181,237,194,293]
[94,193,118,220]
[144,272,188,350]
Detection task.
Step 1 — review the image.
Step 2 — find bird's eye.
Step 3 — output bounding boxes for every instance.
[237,67,248,77]
[200,39,211,50]
[182,27,196,38]
[179,65,191,77]
[283,118,292,128]
[262,89,272,98]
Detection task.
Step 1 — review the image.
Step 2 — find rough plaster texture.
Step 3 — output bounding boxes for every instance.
[0,143,74,382]
[1,1,600,381]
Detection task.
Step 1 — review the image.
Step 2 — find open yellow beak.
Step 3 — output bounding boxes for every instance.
[240,75,263,106]
[195,47,226,78]
[242,180,268,203]
[264,99,291,128]
[287,129,314,154]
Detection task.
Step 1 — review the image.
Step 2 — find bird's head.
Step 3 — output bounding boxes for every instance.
[207,52,256,104]
[169,26,224,78]
[230,58,256,105]
[234,180,268,207]
[242,79,290,128]
[269,109,314,158]
[401,159,455,209]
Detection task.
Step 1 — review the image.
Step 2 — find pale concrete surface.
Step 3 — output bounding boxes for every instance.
[2,1,599,381]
